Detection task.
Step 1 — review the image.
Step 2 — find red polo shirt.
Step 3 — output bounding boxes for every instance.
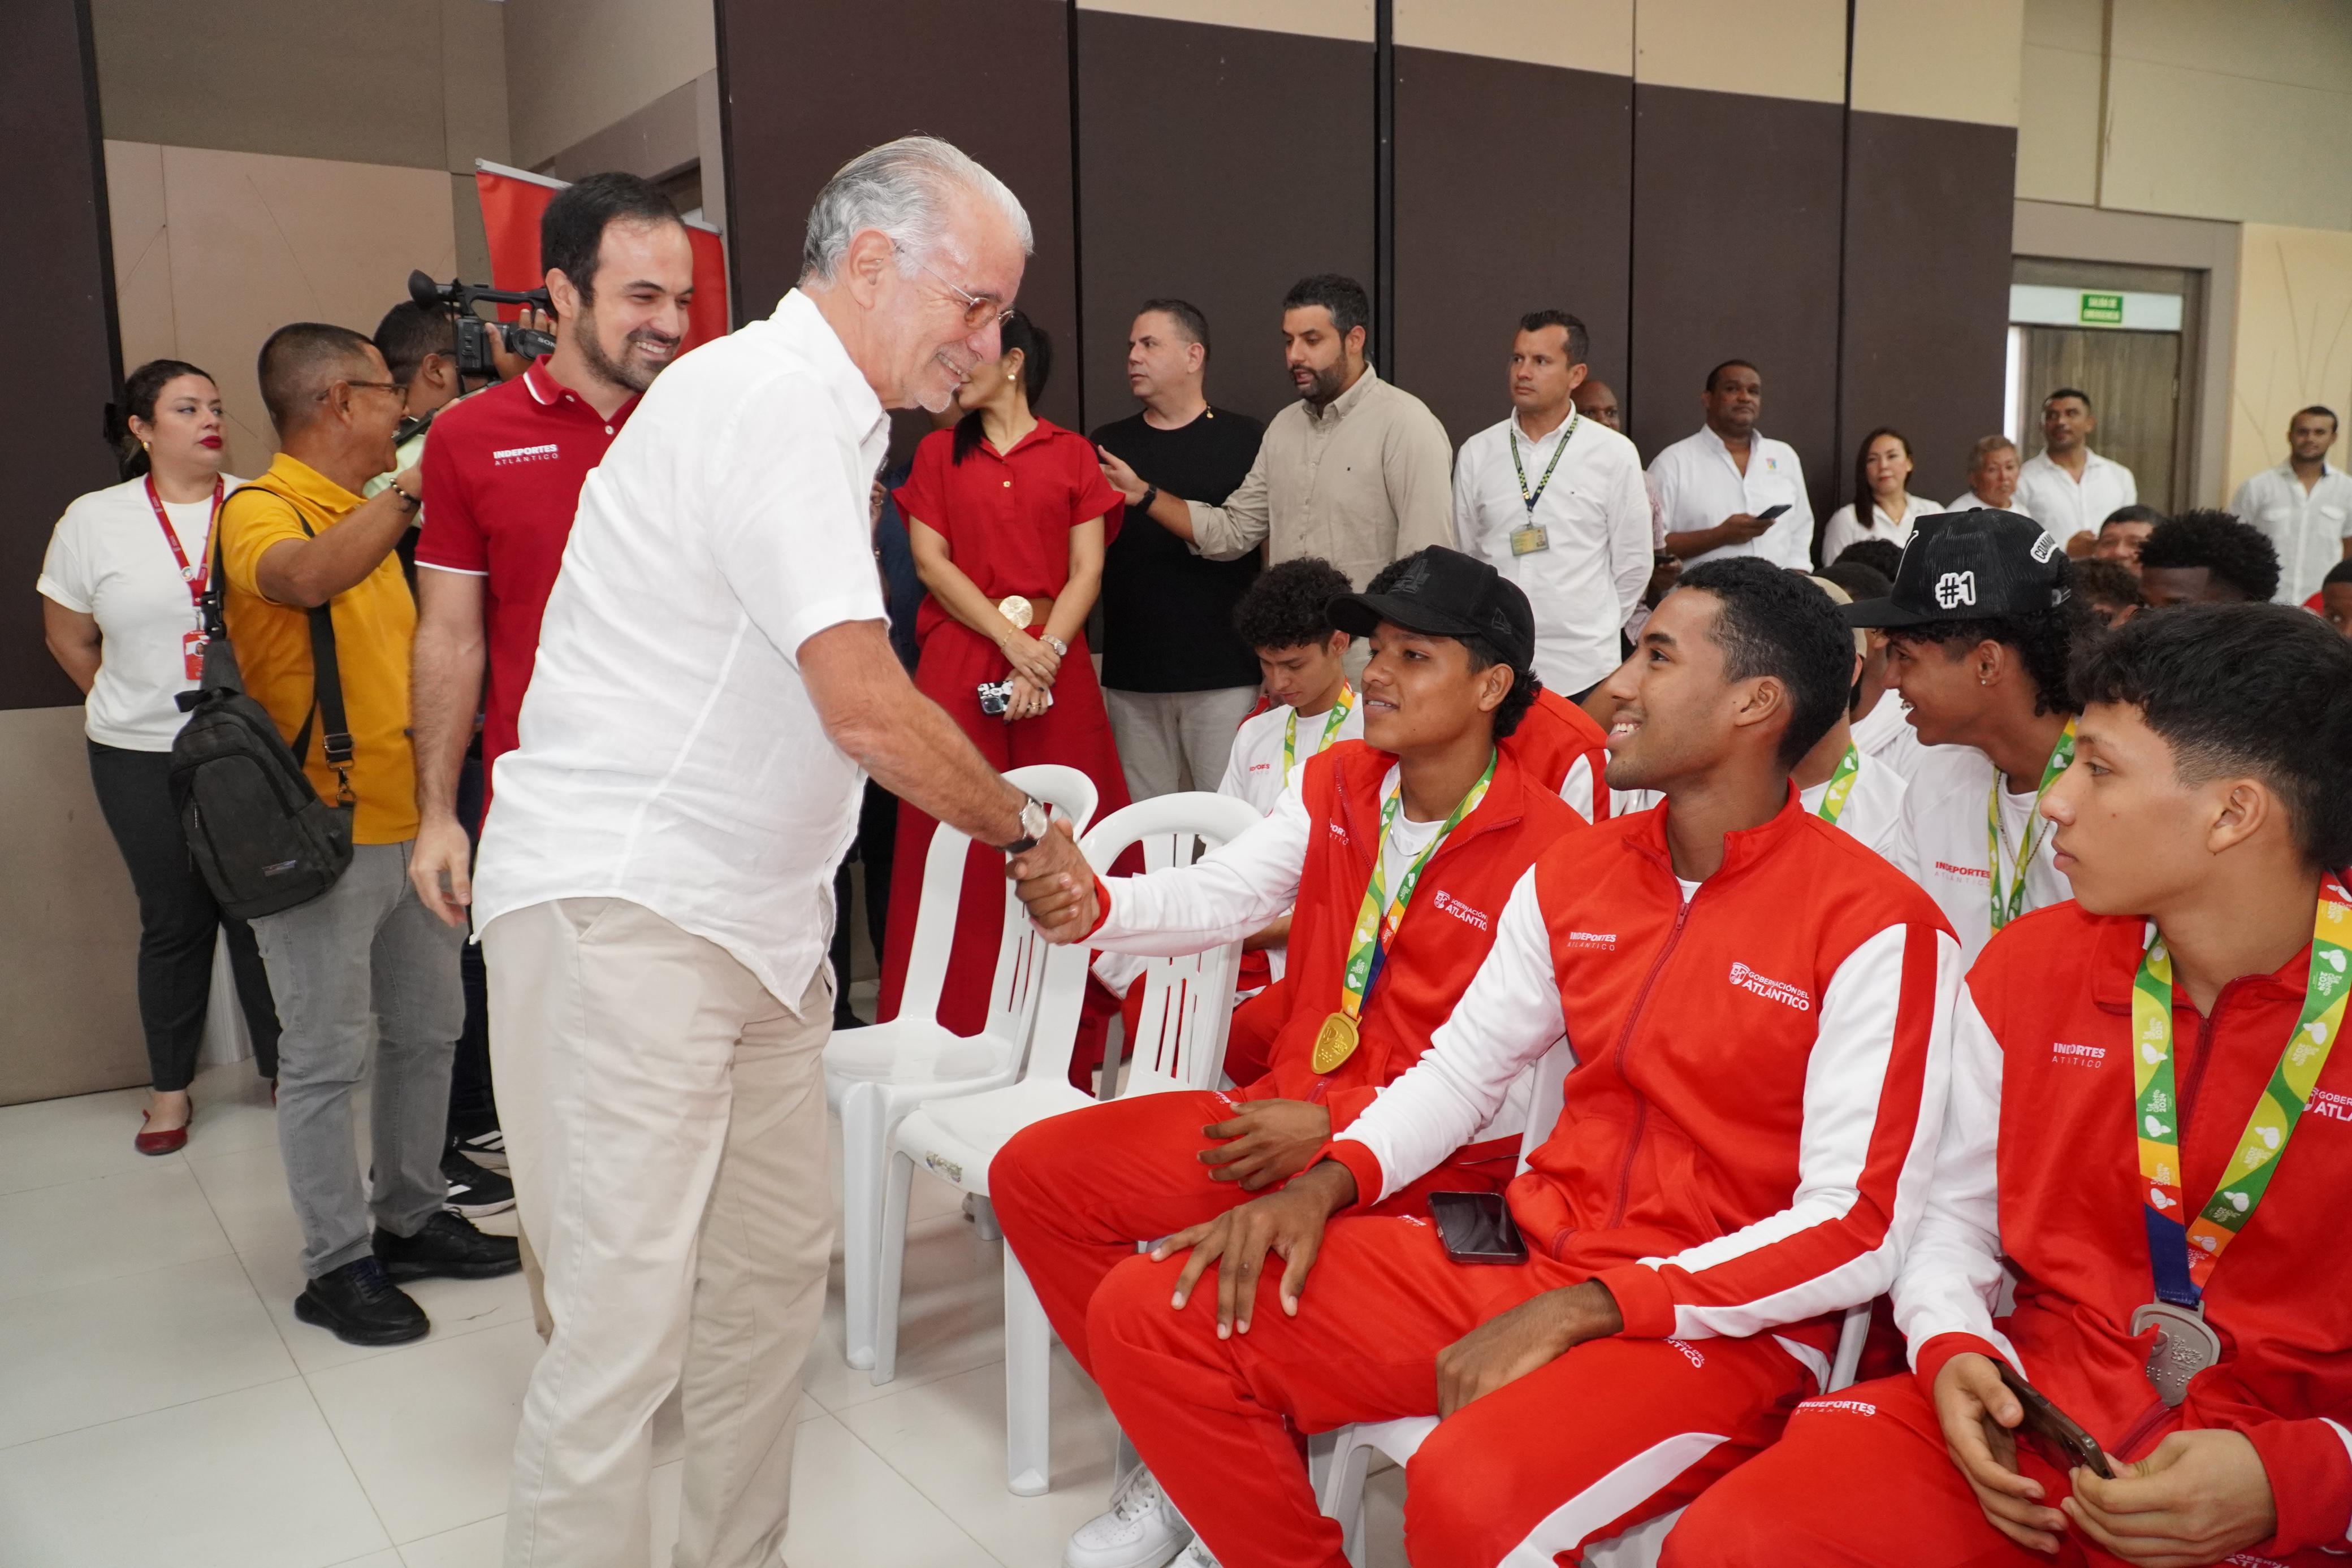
[416,358,638,791]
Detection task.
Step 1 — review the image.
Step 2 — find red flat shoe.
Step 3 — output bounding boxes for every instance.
[134,1101,192,1156]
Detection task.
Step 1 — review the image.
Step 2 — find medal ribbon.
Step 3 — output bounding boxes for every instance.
[1508,415,1579,516]
[144,474,224,609]
[1335,753,1496,1022]
[1815,743,1861,826]
[1985,717,2077,932]
[1282,685,1357,784]
[2132,875,2352,1305]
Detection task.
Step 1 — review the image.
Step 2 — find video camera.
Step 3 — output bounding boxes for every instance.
[407,270,558,380]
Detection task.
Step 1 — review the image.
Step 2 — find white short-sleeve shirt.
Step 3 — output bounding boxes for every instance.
[1648,425,1815,570]
[474,291,890,1010]
[1821,493,1941,562]
[2229,462,2352,605]
[2014,450,2135,544]
[37,474,244,751]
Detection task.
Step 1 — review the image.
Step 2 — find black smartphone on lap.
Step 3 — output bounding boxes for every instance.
[1428,1191,1529,1266]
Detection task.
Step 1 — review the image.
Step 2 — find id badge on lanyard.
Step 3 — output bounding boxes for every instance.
[146,475,223,679]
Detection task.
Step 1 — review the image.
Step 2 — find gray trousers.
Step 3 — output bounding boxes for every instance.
[252,839,465,1278]
[1102,685,1260,800]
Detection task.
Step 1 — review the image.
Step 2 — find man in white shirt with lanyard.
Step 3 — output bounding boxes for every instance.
[1648,358,1815,571]
[1452,311,1651,702]
[1846,510,2092,963]
[2014,388,2135,557]
[2229,405,2352,605]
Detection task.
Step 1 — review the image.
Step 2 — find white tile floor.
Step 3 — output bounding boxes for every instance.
[0,1051,1410,1567]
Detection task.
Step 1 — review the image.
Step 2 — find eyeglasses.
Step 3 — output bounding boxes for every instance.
[323,379,403,401]
[897,244,1014,331]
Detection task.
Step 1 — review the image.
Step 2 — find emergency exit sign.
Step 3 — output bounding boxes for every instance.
[2009,285,2184,332]
[2078,292,2125,324]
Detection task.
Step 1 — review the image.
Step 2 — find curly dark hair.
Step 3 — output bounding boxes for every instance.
[2137,509,2281,603]
[1832,538,1903,582]
[2070,557,2145,615]
[1362,557,1538,739]
[1232,557,1352,652]
[1890,590,2092,718]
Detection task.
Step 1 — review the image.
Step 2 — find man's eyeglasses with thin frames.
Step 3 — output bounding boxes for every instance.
[897,244,1014,331]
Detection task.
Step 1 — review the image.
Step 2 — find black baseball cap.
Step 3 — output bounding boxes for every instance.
[1844,509,2073,629]
[1330,546,1537,670]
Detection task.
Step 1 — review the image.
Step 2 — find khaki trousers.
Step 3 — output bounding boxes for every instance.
[485,898,833,1568]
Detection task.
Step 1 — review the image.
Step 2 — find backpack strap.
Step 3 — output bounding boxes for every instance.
[230,485,357,805]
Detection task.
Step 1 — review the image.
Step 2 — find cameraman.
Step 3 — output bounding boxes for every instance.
[406,173,696,1325]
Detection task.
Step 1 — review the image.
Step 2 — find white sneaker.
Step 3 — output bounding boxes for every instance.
[1064,1465,1195,1568]
[1171,1542,1223,1568]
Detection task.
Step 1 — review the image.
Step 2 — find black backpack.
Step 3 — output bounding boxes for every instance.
[168,489,355,919]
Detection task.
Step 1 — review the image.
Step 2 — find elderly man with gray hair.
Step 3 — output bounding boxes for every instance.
[470,135,1094,1568]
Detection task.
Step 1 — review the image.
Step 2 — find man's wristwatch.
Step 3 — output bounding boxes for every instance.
[1000,795,1052,856]
[1136,484,1160,514]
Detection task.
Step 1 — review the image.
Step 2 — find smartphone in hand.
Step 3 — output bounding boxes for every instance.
[1756,503,1792,521]
[1993,1360,2116,1479]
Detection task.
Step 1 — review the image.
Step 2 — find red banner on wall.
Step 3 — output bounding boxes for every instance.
[472,161,729,354]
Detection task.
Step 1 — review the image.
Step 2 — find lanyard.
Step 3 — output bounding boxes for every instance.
[1508,415,1579,517]
[2133,877,2352,1307]
[1814,744,1861,825]
[1986,718,2076,932]
[145,475,224,607]
[1337,753,1496,1021]
[1282,686,1356,783]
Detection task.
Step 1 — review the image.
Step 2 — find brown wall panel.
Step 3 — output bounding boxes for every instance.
[1074,11,1373,430]
[714,0,1080,438]
[1393,49,1632,447]
[6,0,120,711]
[1838,111,2017,509]
[1628,83,1845,522]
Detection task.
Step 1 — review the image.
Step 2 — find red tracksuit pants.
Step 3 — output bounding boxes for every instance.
[1662,1371,2342,1568]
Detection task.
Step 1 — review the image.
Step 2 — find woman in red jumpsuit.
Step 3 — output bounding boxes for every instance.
[880,314,1131,1046]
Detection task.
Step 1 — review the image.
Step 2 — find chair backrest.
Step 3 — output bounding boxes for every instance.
[1514,1037,1575,1175]
[893,764,1098,1051]
[1019,790,1265,1094]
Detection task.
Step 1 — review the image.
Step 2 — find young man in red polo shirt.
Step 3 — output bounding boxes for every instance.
[1668,604,2352,1567]
[1040,560,1958,1568]
[405,173,694,1302]
[993,546,1583,1568]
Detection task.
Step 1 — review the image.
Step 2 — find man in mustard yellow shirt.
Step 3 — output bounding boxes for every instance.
[219,323,517,1347]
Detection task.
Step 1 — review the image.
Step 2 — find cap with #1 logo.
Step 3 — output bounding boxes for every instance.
[1843,508,2073,629]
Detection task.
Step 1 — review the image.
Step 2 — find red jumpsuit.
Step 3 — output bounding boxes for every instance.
[990,743,1582,1375]
[1080,795,1960,1568]
[1666,900,2352,1567]
[879,420,1130,1038]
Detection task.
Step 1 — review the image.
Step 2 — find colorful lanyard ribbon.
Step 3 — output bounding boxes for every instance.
[1986,718,2077,932]
[1815,743,1861,826]
[1282,685,1357,784]
[1508,415,1579,516]
[1336,753,1496,1021]
[144,474,224,608]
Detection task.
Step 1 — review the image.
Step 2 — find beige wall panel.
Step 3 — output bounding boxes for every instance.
[2109,0,2352,99]
[0,708,145,1107]
[149,147,457,477]
[503,0,718,168]
[104,141,178,379]
[1074,0,1374,43]
[440,0,513,174]
[2024,0,2104,53]
[1632,0,1847,104]
[1395,0,1632,75]
[1848,0,2024,126]
[2228,223,2352,499]
[2102,58,2352,229]
[2014,41,2101,205]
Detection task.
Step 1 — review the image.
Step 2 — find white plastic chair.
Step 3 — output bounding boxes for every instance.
[1311,1041,1875,1567]
[877,791,1265,1495]
[827,763,1097,1372]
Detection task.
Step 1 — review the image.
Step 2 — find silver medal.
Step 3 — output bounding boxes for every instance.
[2130,1301,2220,1406]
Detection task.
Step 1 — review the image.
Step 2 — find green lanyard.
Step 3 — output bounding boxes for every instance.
[1986,718,2077,932]
[1337,755,1496,1021]
[1815,744,1861,825]
[1282,685,1356,784]
[1508,415,1579,516]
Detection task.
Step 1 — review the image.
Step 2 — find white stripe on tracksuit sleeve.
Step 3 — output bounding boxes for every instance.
[1085,769,1312,957]
[1561,754,1598,824]
[1641,922,1963,1341]
[1888,981,2023,1370]
[1337,870,1570,1201]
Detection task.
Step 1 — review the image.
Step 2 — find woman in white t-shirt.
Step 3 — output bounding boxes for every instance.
[1820,426,1939,564]
[38,360,279,1154]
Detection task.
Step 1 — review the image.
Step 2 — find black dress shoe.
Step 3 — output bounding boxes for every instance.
[374,1211,523,1281]
[295,1258,429,1345]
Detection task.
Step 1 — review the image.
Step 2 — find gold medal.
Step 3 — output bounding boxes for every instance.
[1312,1010,1360,1074]
[997,595,1035,630]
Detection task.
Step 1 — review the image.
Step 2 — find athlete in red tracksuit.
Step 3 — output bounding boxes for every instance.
[1069,561,1961,1568]
[1668,603,2352,1568]
[1507,684,1614,824]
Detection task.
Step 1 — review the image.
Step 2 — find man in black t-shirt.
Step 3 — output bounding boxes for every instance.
[1093,300,1268,799]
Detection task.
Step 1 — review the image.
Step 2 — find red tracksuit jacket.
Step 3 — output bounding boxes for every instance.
[1331,793,1961,1360]
[1899,900,2352,1554]
[1502,686,1614,824]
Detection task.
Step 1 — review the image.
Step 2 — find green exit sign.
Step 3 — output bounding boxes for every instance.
[2079,292,2125,324]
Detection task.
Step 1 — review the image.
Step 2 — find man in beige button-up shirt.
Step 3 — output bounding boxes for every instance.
[1100,273,1455,590]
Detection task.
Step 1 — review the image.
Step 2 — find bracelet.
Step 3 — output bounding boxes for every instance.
[1041,634,1069,657]
[388,483,421,512]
